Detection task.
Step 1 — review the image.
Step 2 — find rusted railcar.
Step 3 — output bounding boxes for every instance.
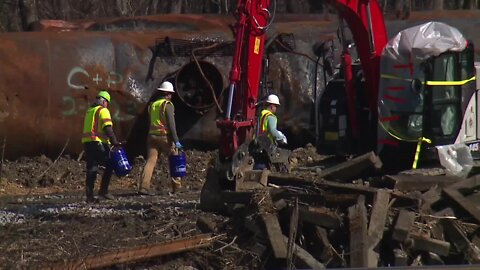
[0,12,478,159]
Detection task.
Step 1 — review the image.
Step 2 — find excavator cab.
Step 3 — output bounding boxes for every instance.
[423,42,476,144]
[318,21,477,171]
[377,22,477,170]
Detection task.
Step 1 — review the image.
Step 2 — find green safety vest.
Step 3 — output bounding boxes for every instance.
[149,98,173,135]
[259,109,276,142]
[81,105,112,144]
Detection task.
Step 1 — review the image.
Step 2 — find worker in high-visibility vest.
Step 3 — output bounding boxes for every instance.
[253,94,287,170]
[139,81,183,195]
[81,90,120,203]
[258,94,287,145]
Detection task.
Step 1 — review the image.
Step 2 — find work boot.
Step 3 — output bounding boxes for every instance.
[98,192,115,200]
[85,184,97,203]
[138,188,155,196]
[171,178,182,193]
[86,196,98,203]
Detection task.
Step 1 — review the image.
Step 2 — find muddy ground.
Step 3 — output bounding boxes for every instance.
[0,145,323,269]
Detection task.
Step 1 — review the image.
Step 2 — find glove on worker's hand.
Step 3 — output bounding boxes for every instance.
[277,131,288,145]
[175,142,183,149]
[110,142,122,150]
[276,136,287,145]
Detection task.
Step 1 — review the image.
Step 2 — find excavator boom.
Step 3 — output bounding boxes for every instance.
[217,0,271,160]
[218,0,388,161]
[214,0,388,181]
[325,0,388,138]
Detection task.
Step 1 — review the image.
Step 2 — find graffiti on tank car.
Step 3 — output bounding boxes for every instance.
[67,67,124,89]
[62,96,136,121]
[63,66,135,121]
[67,67,89,90]
[62,96,85,116]
[109,99,137,122]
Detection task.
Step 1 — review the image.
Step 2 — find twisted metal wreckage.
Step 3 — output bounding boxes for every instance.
[0,11,478,159]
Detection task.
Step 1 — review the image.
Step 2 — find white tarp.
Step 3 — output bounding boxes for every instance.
[382,21,466,62]
[377,22,467,146]
[436,144,473,178]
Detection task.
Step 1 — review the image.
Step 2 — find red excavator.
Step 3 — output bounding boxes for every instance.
[200,0,478,210]
[318,1,478,173]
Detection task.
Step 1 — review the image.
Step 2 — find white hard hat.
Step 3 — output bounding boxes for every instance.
[157,81,175,93]
[266,94,280,105]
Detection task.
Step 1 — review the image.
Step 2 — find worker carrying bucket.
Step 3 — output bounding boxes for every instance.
[169,150,187,178]
[81,90,122,203]
[110,146,132,177]
[139,81,184,195]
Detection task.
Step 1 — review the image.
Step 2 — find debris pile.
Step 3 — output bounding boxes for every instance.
[200,147,480,268]
[2,146,480,268]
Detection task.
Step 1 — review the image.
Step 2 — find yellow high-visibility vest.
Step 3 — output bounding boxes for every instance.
[81,106,112,144]
[259,109,276,142]
[149,98,173,135]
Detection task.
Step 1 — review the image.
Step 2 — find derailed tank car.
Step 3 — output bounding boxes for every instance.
[0,12,478,159]
[0,14,338,158]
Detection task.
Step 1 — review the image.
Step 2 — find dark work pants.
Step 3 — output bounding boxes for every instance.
[84,141,113,198]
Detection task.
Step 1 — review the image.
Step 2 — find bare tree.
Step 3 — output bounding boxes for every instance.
[19,0,38,30]
[3,0,480,33]
[115,0,131,16]
[275,0,287,13]
[59,0,71,20]
[170,0,183,13]
[221,0,230,13]
[147,0,160,15]
[0,1,20,31]
[467,0,479,9]
[453,0,477,8]
[286,0,309,13]
[395,0,404,18]
[433,0,444,10]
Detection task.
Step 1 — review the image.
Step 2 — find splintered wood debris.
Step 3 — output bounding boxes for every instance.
[204,152,480,268]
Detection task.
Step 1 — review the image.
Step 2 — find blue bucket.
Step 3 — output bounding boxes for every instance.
[169,152,187,177]
[110,147,132,177]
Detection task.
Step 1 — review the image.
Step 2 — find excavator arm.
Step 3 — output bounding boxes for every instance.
[201,0,477,212]
[215,0,271,182]
[324,0,388,138]
[215,0,388,182]
[202,0,388,207]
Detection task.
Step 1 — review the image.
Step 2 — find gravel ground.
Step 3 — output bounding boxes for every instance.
[0,145,324,269]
